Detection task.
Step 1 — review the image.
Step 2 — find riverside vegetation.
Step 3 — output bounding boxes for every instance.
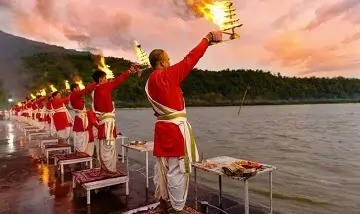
[2,51,360,108]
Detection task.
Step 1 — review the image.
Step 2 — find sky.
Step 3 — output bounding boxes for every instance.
[0,0,359,78]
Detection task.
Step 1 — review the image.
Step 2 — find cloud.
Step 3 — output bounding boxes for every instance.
[0,0,359,78]
[303,0,360,30]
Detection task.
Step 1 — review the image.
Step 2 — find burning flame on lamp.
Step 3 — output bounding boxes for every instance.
[65,80,70,90]
[49,85,57,92]
[75,80,85,90]
[193,0,242,45]
[17,102,22,106]
[97,56,114,79]
[30,94,36,99]
[40,89,46,96]
[134,40,150,68]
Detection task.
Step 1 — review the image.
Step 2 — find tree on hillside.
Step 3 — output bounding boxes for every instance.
[19,52,360,107]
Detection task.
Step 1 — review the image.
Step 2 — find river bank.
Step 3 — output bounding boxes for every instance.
[0,120,276,214]
[112,99,360,108]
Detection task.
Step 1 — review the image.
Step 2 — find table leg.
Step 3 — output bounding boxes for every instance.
[46,151,49,164]
[121,138,125,163]
[87,190,91,205]
[126,148,129,178]
[244,179,249,214]
[72,176,76,188]
[194,167,198,209]
[89,160,93,169]
[269,171,273,214]
[61,164,64,175]
[145,151,149,189]
[218,175,223,209]
[126,181,129,195]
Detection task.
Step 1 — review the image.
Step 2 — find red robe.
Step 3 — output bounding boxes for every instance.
[87,110,99,143]
[92,70,130,139]
[51,96,71,131]
[31,102,37,119]
[45,100,52,124]
[36,97,46,121]
[69,82,97,132]
[147,38,208,157]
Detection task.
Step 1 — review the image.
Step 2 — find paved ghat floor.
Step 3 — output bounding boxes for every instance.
[0,121,275,214]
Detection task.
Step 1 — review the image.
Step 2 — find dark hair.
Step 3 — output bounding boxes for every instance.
[51,91,59,98]
[92,70,107,83]
[70,83,79,92]
[149,49,165,68]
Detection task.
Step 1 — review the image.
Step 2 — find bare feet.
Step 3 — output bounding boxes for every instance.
[153,199,171,213]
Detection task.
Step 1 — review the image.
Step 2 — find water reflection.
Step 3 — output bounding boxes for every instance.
[7,133,15,153]
[7,123,13,132]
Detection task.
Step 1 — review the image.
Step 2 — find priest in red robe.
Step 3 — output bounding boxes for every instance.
[69,81,96,156]
[145,31,222,213]
[45,96,55,135]
[51,91,72,144]
[92,64,141,176]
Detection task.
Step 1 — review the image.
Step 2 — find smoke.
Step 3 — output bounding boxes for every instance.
[6,0,135,52]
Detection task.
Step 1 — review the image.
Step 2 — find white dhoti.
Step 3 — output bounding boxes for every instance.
[57,126,71,140]
[73,131,89,153]
[154,157,189,211]
[85,141,95,156]
[99,139,117,172]
[50,117,57,136]
[145,80,199,211]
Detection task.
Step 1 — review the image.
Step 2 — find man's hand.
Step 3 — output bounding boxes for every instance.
[205,30,223,43]
[129,63,143,78]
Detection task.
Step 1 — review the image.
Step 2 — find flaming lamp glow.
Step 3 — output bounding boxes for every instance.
[17,102,22,106]
[200,1,242,45]
[40,89,46,96]
[30,94,36,99]
[49,85,57,92]
[97,56,115,79]
[75,80,85,90]
[134,40,150,69]
[65,80,70,90]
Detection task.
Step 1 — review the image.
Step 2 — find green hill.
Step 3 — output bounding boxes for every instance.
[18,51,360,108]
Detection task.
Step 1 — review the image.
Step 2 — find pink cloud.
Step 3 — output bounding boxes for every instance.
[0,0,359,77]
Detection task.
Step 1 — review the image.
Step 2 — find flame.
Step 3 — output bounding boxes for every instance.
[189,0,238,31]
[18,102,22,106]
[65,80,70,90]
[97,56,114,79]
[75,80,85,90]
[134,40,150,67]
[30,94,36,99]
[40,89,46,96]
[49,85,57,92]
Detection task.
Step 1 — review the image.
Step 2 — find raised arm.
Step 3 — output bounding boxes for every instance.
[78,82,97,95]
[166,31,222,85]
[106,70,131,91]
[61,95,70,105]
[166,39,208,85]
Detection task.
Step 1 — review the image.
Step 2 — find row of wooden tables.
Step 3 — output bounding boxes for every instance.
[13,119,276,214]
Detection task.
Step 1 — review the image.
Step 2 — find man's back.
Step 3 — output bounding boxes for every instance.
[148,70,186,157]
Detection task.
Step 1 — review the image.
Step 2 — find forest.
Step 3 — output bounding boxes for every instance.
[8,51,360,108]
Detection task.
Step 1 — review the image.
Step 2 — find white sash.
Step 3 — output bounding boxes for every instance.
[145,80,199,173]
[69,101,88,130]
[91,90,116,144]
[51,103,74,124]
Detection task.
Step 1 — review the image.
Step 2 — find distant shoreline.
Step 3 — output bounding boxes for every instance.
[113,99,360,109]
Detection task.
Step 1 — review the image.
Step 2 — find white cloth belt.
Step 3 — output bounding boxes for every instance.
[52,105,73,124]
[145,80,199,173]
[91,88,116,144]
[69,102,88,130]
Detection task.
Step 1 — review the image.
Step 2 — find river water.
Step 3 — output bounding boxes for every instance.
[111,104,360,214]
